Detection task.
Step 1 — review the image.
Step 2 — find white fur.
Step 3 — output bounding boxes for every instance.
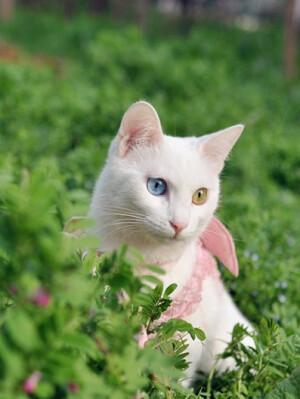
[89,101,251,386]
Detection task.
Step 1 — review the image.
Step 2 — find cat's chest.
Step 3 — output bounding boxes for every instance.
[157,243,198,295]
[155,242,221,321]
[146,241,220,296]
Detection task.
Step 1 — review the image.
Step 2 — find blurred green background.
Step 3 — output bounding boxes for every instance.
[0,1,299,397]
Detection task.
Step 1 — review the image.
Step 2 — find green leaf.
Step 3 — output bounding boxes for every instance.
[164,283,177,296]
[265,368,300,399]
[142,275,163,287]
[35,381,55,399]
[5,310,40,352]
[128,247,146,265]
[194,328,206,341]
[145,265,165,275]
[0,334,24,380]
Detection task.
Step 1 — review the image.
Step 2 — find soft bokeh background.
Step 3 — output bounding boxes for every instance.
[0,1,299,397]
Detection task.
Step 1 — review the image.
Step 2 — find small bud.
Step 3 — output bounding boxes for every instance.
[278,294,286,303]
[23,371,41,394]
[33,287,51,307]
[68,382,79,393]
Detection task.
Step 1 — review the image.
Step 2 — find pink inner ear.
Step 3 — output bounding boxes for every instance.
[201,217,239,276]
[120,125,161,157]
[121,127,141,155]
[118,102,163,158]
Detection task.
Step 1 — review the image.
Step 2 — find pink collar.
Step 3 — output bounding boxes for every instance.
[158,216,239,321]
[158,240,220,322]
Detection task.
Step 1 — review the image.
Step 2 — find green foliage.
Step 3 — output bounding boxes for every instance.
[266,368,300,399]
[0,9,299,398]
[0,163,203,398]
[198,321,300,398]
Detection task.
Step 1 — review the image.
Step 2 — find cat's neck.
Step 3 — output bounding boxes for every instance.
[141,242,189,270]
[154,239,198,292]
[97,232,198,295]
[98,232,196,271]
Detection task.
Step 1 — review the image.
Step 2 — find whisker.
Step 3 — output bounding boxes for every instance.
[92,205,146,219]
[95,212,146,221]
[100,223,153,244]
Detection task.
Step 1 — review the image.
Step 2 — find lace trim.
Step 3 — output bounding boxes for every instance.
[158,240,220,322]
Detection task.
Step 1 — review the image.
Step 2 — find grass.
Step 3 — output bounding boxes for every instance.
[0,8,299,398]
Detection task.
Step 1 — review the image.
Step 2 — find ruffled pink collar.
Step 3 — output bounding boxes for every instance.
[159,216,239,321]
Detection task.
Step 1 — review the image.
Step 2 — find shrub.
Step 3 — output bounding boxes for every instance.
[0,10,299,398]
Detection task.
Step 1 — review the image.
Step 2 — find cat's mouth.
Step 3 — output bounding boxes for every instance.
[171,231,186,240]
[158,231,189,243]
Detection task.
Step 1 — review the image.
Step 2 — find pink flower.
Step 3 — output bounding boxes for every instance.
[33,287,51,307]
[68,382,79,393]
[23,371,41,394]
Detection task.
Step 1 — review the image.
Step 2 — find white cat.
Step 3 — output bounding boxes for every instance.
[89,101,253,385]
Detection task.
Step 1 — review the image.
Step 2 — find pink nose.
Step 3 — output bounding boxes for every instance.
[170,221,187,235]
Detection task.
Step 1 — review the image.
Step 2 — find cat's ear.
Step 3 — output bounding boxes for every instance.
[117,101,163,157]
[200,125,244,173]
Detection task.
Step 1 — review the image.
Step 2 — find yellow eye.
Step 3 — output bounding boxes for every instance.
[192,188,208,205]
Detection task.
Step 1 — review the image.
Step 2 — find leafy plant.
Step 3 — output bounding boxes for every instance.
[199,321,300,398]
[0,9,299,398]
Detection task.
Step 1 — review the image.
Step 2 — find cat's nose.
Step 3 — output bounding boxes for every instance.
[169,221,187,235]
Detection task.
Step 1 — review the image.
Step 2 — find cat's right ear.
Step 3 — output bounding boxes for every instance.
[117,101,163,157]
[200,124,244,174]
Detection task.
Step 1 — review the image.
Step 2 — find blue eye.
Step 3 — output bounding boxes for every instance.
[147,178,167,196]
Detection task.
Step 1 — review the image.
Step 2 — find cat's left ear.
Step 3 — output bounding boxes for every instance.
[200,124,244,173]
[117,101,163,157]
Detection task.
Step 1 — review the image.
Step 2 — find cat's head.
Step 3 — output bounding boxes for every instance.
[90,101,243,258]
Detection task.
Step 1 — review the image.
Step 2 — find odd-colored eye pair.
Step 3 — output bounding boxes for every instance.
[147,178,208,205]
